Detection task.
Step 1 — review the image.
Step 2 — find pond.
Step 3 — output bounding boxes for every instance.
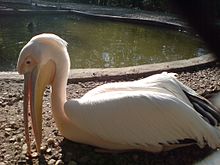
[0,12,209,71]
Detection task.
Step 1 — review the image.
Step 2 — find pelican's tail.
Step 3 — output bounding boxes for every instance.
[168,73,220,126]
[168,73,220,149]
[151,72,220,148]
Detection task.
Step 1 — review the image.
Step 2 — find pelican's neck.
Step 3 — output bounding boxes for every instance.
[48,51,93,142]
[51,70,69,131]
[50,69,95,143]
[50,51,70,128]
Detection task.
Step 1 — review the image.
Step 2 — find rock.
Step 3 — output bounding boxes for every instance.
[1,149,6,153]
[47,137,55,146]
[5,127,12,132]
[55,159,64,165]
[21,144,27,155]
[0,162,6,165]
[4,132,10,137]
[40,145,47,153]
[2,102,7,107]
[17,159,26,165]
[31,152,38,158]
[9,121,18,129]
[14,142,20,149]
[46,148,52,154]
[8,93,13,98]
[46,102,51,107]
[20,155,26,161]
[57,153,62,159]
[4,154,11,160]
[52,129,59,136]
[48,159,56,165]
[9,136,16,143]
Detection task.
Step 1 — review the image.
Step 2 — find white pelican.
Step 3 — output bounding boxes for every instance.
[17,33,220,155]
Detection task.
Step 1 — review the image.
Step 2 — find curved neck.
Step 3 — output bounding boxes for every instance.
[50,65,91,142]
[51,51,70,127]
[51,70,69,132]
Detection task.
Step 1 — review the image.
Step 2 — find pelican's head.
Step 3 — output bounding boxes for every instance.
[17,33,70,155]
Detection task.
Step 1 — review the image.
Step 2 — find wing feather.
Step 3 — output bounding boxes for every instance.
[65,90,220,151]
[64,72,220,151]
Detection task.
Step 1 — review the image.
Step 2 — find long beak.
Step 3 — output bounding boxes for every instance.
[23,61,55,155]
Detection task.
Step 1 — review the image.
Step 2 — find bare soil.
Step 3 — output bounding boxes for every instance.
[1,65,220,165]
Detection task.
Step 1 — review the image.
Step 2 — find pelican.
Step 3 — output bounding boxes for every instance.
[17,33,220,155]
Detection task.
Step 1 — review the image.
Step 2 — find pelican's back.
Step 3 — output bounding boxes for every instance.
[64,72,220,152]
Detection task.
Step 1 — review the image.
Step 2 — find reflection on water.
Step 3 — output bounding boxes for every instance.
[0,13,209,71]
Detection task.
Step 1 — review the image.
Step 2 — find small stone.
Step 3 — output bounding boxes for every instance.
[8,94,13,98]
[14,141,19,146]
[57,153,62,159]
[54,142,59,147]
[20,155,26,161]
[47,138,55,146]
[55,160,64,165]
[46,148,52,154]
[22,144,27,154]
[1,149,6,153]
[31,152,38,158]
[9,121,17,128]
[4,132,10,137]
[53,129,59,136]
[5,127,12,131]
[9,136,16,142]
[40,145,47,153]
[3,92,8,95]
[48,159,56,165]
[2,102,6,107]
[4,154,11,160]
[0,162,6,165]
[17,159,26,165]
[46,102,51,107]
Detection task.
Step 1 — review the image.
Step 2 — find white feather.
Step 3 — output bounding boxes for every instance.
[65,72,220,152]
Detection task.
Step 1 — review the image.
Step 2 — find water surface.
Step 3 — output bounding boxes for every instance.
[0,13,208,71]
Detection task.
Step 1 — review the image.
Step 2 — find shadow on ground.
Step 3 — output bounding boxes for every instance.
[59,138,214,165]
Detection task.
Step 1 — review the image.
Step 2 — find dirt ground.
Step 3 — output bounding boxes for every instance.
[0,65,220,165]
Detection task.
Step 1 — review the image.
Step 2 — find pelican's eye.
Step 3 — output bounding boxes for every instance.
[25,59,31,65]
